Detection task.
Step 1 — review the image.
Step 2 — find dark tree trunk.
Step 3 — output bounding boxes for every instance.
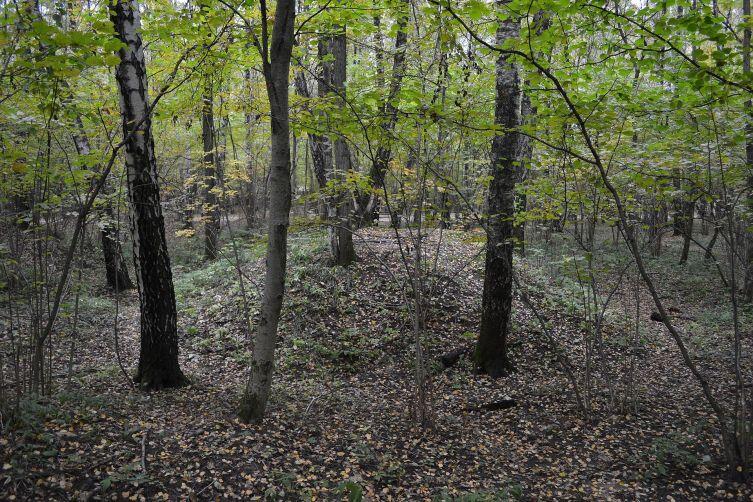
[679,199,694,264]
[203,77,220,260]
[239,0,296,423]
[72,119,135,291]
[324,29,356,266]
[110,0,187,389]
[101,203,135,291]
[294,71,331,221]
[513,91,532,256]
[476,2,521,378]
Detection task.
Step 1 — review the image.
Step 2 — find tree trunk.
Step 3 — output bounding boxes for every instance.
[325,29,356,266]
[72,120,135,291]
[202,77,220,260]
[244,69,258,228]
[110,0,187,389]
[101,202,135,291]
[238,0,296,423]
[679,199,694,265]
[182,149,195,230]
[671,177,684,237]
[698,199,709,235]
[513,91,532,256]
[294,71,331,221]
[743,0,753,301]
[705,225,720,262]
[476,1,521,378]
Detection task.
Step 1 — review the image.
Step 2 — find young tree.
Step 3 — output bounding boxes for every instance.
[475,1,521,377]
[202,75,220,260]
[238,0,296,422]
[110,0,187,389]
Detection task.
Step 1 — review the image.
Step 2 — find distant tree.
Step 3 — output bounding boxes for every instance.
[356,0,409,226]
[243,68,259,228]
[202,74,220,261]
[72,107,134,293]
[110,0,187,389]
[293,51,331,214]
[744,0,753,300]
[99,193,135,291]
[326,27,356,266]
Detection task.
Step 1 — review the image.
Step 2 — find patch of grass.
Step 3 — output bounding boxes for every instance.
[644,429,704,478]
[286,331,379,374]
[4,390,107,438]
[77,294,115,317]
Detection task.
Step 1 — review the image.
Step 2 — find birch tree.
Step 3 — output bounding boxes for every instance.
[110,0,187,389]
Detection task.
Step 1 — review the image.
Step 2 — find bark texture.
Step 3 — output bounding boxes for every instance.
[111,0,187,389]
[475,2,521,377]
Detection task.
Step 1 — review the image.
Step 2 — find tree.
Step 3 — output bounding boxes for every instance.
[294,50,332,214]
[110,0,187,389]
[238,0,296,422]
[35,0,135,292]
[356,0,409,226]
[243,68,259,228]
[99,192,136,292]
[743,0,753,300]
[327,28,356,266]
[475,0,521,378]
[72,122,134,292]
[72,105,135,294]
[319,24,356,265]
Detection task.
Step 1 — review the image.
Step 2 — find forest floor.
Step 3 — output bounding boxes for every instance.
[2,224,753,500]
